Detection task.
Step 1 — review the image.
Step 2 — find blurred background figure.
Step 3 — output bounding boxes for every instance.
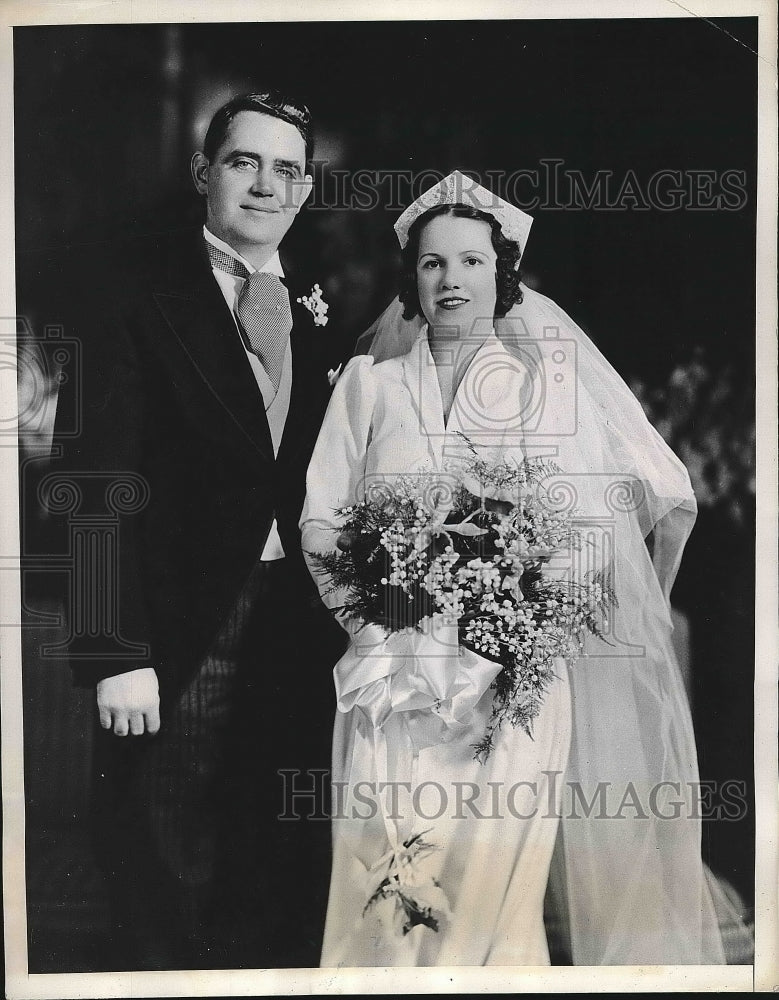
[14,17,756,968]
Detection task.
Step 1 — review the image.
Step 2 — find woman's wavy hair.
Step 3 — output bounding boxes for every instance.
[398,203,523,321]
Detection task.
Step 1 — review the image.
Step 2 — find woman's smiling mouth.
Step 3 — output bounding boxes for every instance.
[436,296,470,309]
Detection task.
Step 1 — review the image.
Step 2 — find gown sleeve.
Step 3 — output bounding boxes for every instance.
[300,354,386,644]
[300,354,503,753]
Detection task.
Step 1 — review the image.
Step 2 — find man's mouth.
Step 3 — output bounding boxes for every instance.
[436,296,470,309]
[241,205,279,213]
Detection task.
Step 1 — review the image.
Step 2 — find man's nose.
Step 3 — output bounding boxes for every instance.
[249,166,274,196]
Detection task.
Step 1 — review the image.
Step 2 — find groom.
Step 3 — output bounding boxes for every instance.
[51,92,345,969]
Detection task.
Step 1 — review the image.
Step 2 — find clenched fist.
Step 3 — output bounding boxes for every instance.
[97,667,160,736]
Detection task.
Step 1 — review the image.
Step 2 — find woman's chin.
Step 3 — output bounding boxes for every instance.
[427,306,475,334]
[428,309,498,342]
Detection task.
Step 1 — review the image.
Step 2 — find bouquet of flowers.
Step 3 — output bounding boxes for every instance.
[363,830,450,936]
[311,436,615,761]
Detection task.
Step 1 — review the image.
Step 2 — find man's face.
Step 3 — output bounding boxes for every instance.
[192,111,312,259]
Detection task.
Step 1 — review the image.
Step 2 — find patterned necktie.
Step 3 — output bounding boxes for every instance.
[205,241,292,394]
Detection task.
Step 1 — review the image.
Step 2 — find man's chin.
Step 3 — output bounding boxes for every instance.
[238,219,294,251]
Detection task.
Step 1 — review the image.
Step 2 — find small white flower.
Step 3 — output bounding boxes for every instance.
[327,363,342,387]
[297,282,330,327]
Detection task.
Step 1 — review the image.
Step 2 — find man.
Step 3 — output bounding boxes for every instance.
[51,92,345,969]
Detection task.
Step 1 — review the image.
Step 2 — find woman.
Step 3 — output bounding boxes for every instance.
[300,172,728,966]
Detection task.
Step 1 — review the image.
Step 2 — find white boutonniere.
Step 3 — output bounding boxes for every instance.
[296,283,329,327]
[327,364,343,387]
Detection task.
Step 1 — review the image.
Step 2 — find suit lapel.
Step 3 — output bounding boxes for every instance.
[151,235,274,464]
[277,291,327,466]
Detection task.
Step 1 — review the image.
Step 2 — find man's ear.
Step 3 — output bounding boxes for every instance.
[297,173,314,209]
[191,152,210,195]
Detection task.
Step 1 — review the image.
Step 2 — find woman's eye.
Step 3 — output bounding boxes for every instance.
[465,257,483,266]
[421,260,440,269]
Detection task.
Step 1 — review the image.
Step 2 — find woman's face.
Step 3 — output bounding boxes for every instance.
[416,214,498,333]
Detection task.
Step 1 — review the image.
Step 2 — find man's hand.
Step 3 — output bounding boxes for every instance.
[96,667,160,736]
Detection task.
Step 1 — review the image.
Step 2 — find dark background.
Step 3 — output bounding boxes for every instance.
[14,17,757,970]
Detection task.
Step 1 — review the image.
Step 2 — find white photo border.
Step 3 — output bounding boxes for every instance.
[1,1,775,995]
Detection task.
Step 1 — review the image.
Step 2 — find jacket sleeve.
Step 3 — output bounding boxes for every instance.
[49,264,156,687]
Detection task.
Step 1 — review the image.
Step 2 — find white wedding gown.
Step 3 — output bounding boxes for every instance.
[300,330,575,966]
[302,287,734,966]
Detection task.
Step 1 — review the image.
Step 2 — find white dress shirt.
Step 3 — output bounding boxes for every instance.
[203,225,292,561]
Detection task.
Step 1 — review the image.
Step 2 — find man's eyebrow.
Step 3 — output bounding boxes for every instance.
[222,148,258,161]
[274,157,304,173]
[222,149,303,172]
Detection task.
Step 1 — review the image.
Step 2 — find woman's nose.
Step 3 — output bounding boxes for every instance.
[439,265,462,289]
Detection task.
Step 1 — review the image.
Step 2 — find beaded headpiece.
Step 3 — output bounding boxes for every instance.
[394,170,533,255]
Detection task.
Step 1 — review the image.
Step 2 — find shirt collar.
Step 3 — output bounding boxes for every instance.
[203,225,284,278]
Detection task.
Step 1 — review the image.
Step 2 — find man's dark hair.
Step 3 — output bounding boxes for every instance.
[398,203,524,321]
[203,91,314,169]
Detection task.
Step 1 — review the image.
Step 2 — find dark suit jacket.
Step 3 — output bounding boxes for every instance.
[51,227,343,701]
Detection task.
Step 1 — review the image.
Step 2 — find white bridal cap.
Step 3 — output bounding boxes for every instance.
[393,169,534,255]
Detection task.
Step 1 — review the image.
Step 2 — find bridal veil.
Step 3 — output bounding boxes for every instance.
[357,286,728,964]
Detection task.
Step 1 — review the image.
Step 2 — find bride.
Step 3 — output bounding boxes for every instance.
[300,171,729,966]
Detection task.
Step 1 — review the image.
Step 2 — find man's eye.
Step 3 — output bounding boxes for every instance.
[275,167,295,178]
[233,159,255,170]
